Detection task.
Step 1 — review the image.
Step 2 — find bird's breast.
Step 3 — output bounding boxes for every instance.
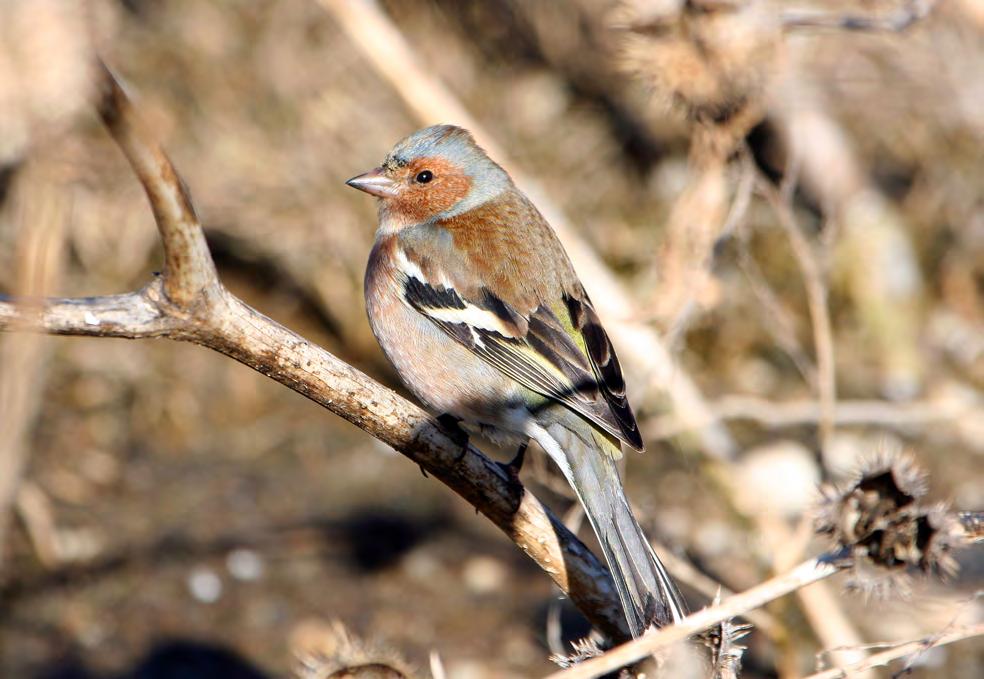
[364,237,525,431]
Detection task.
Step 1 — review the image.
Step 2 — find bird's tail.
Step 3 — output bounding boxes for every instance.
[533,410,687,637]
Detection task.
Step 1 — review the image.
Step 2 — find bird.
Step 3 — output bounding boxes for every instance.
[346,124,687,636]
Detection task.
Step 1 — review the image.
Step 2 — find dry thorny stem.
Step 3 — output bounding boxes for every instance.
[550,455,980,678]
[0,65,630,641]
[801,620,984,679]
[547,555,848,679]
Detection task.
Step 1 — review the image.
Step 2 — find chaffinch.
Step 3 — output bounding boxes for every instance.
[347,125,686,635]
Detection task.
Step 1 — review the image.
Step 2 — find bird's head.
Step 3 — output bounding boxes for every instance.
[346,125,510,227]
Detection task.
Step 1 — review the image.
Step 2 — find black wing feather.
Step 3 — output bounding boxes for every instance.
[403,275,643,451]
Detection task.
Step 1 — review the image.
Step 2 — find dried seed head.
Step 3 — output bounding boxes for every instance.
[858,452,929,501]
[613,0,781,127]
[842,556,913,600]
[290,619,411,679]
[815,453,963,589]
[815,453,928,546]
[917,504,961,578]
[0,0,97,165]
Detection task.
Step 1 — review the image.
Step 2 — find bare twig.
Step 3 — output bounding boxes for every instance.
[735,215,819,390]
[317,0,738,461]
[429,650,447,679]
[767,179,837,455]
[800,622,984,679]
[0,66,631,641]
[755,494,873,677]
[545,555,848,679]
[747,176,865,673]
[771,79,924,402]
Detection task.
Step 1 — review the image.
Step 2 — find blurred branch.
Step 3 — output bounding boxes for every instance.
[736,218,818,390]
[771,80,925,401]
[0,65,632,641]
[318,0,738,461]
[645,395,975,438]
[800,622,984,679]
[15,482,61,568]
[546,555,848,679]
[782,0,936,32]
[766,178,837,453]
[958,512,984,543]
[0,171,66,567]
[663,148,757,350]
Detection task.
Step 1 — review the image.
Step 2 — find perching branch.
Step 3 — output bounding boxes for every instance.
[0,65,630,641]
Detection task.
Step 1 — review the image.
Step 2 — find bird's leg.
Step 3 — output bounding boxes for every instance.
[498,440,528,487]
[436,413,470,463]
[508,441,528,473]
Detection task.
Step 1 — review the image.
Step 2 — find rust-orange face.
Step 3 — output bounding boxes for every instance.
[346,155,472,225]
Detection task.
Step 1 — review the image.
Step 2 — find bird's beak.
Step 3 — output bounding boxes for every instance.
[345,167,397,198]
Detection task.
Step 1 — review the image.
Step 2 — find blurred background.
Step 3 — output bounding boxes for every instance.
[0,0,981,677]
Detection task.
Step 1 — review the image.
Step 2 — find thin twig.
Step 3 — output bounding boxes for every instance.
[736,219,819,390]
[545,555,848,679]
[745,167,861,674]
[795,574,874,675]
[0,65,631,641]
[767,177,837,455]
[800,622,984,679]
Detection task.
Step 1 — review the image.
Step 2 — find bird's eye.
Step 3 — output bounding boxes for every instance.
[415,170,433,184]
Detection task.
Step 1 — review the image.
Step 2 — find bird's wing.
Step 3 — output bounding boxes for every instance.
[397,227,644,452]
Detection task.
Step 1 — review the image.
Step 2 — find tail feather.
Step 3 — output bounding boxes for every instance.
[532,413,687,636]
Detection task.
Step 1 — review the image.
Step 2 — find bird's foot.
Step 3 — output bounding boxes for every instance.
[497,441,528,489]
[436,413,470,463]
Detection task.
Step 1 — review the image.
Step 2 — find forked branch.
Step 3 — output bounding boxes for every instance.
[0,65,630,641]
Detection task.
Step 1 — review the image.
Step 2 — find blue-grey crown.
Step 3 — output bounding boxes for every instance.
[385,125,486,172]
